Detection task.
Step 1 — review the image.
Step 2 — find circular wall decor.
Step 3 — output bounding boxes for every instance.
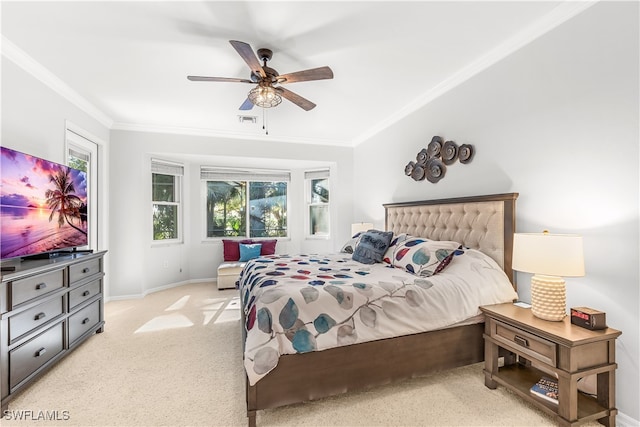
[425,158,445,183]
[459,144,475,164]
[405,161,415,176]
[405,135,474,183]
[427,136,443,158]
[442,140,458,165]
[411,164,426,181]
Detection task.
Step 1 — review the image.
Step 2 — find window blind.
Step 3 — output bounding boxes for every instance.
[304,169,330,180]
[152,159,184,176]
[200,166,290,183]
[68,148,90,162]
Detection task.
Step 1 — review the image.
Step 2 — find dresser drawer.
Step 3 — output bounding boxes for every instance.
[68,279,102,310]
[493,320,557,366]
[10,269,64,308]
[9,296,65,342]
[9,321,64,390]
[68,299,101,345]
[69,258,101,285]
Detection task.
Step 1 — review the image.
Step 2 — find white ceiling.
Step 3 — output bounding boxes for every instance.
[1,1,593,146]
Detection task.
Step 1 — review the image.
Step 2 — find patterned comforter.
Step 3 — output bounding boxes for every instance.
[238,250,518,385]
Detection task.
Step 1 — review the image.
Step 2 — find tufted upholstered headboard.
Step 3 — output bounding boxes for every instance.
[384,193,518,286]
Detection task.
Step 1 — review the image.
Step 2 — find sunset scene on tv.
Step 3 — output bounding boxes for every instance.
[0,147,88,260]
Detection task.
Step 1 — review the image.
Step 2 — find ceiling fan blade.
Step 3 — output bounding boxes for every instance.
[187,76,253,83]
[229,40,267,79]
[275,87,316,111]
[276,66,334,84]
[239,98,254,110]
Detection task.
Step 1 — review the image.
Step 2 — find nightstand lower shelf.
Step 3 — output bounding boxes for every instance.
[488,364,610,424]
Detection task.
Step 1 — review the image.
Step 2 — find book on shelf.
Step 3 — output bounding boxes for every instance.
[530,377,558,405]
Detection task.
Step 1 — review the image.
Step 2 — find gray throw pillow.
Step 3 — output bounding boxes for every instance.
[352,230,394,264]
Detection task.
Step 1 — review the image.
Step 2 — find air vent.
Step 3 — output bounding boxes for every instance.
[238,115,257,124]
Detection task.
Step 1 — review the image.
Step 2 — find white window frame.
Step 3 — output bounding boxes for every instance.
[305,169,331,239]
[65,125,99,251]
[151,159,183,244]
[200,167,291,240]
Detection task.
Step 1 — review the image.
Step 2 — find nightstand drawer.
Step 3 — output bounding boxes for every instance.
[68,299,101,345]
[9,296,65,342]
[9,322,64,390]
[494,320,557,366]
[10,269,64,308]
[69,258,101,285]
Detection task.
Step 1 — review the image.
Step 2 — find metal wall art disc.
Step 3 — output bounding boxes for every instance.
[427,136,443,158]
[442,141,459,165]
[458,144,475,164]
[411,165,426,181]
[405,161,415,176]
[426,158,445,183]
[416,149,429,165]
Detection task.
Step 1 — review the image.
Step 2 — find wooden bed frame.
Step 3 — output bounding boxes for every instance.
[244,193,519,427]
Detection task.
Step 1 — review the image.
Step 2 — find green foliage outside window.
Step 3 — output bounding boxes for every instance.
[68,156,87,173]
[206,180,287,238]
[152,173,179,240]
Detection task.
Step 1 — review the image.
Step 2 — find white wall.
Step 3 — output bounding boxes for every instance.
[1,57,112,295]
[108,129,354,297]
[353,2,639,422]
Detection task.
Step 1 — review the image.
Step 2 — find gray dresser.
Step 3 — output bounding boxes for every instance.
[0,251,106,414]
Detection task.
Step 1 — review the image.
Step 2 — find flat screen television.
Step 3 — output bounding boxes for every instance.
[0,146,89,261]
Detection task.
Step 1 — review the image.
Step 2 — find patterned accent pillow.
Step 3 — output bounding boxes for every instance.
[391,238,462,277]
[239,243,262,262]
[352,230,394,264]
[340,232,364,254]
[383,233,411,264]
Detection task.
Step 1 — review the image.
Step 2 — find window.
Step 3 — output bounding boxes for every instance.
[66,125,99,250]
[201,167,289,238]
[152,159,183,242]
[306,169,330,237]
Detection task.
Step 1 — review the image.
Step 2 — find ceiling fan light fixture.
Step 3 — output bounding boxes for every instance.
[248,84,282,108]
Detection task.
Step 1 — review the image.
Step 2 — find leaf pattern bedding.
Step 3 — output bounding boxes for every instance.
[238,249,518,385]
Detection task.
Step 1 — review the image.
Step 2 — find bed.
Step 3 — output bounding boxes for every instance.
[239,193,519,427]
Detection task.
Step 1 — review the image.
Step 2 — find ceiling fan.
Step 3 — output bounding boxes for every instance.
[187,40,333,111]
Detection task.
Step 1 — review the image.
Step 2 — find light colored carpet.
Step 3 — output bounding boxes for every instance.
[3,282,596,426]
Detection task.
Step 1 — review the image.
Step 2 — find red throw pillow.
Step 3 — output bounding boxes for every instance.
[222,239,252,261]
[258,239,277,255]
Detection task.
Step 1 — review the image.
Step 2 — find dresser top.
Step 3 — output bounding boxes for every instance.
[1,250,107,282]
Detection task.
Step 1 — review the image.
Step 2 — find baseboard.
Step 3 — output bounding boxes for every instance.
[106,278,217,301]
[617,411,640,427]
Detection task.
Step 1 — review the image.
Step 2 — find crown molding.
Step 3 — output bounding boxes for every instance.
[111,122,350,147]
[1,35,114,129]
[350,0,599,147]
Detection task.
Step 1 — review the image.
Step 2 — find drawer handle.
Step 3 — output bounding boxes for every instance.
[82,267,90,274]
[82,290,91,297]
[35,347,47,357]
[34,312,46,321]
[82,317,91,325]
[35,283,47,290]
[514,335,529,348]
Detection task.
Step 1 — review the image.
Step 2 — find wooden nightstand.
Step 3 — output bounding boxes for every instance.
[481,303,621,427]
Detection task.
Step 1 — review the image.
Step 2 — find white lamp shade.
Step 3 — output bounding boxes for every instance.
[351,222,373,236]
[512,233,585,277]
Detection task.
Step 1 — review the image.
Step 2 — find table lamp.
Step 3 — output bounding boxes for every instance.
[351,222,373,237]
[512,231,585,321]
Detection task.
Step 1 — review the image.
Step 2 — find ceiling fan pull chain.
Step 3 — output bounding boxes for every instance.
[261,107,269,135]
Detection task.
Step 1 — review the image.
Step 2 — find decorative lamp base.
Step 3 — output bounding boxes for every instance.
[531,275,566,321]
